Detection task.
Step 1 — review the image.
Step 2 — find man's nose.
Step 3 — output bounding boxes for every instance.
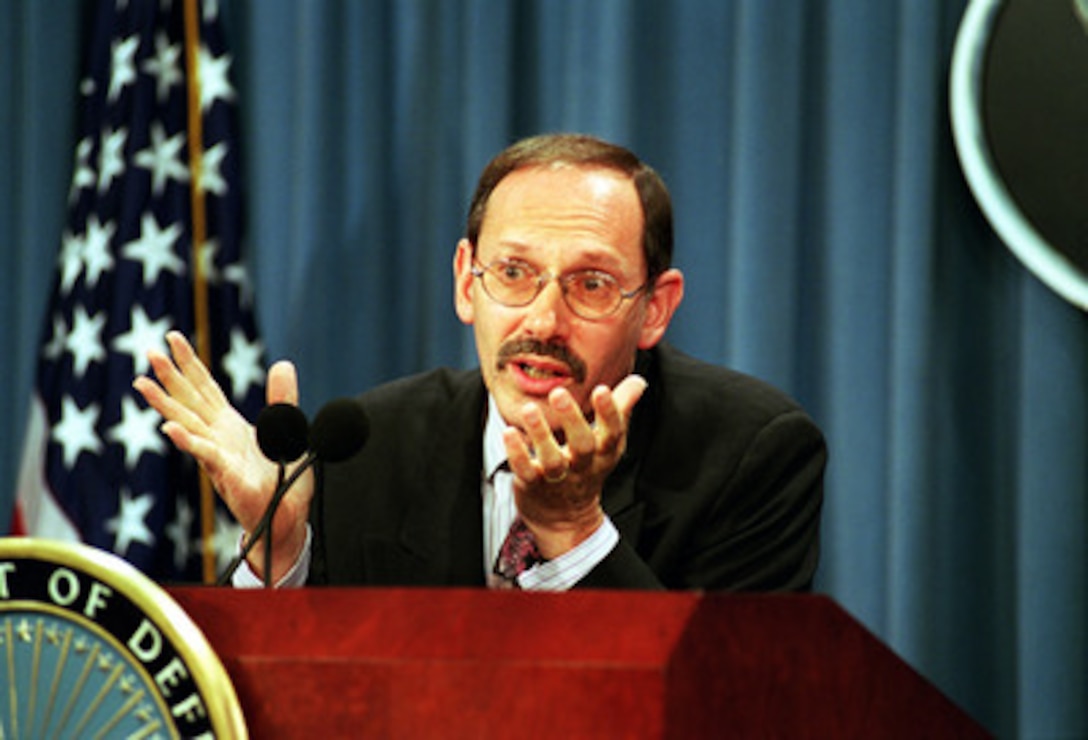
[522,278,570,337]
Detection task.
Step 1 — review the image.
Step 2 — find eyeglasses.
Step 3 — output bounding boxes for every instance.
[471,258,648,320]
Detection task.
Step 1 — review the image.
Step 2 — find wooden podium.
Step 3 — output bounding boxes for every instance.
[168,588,988,738]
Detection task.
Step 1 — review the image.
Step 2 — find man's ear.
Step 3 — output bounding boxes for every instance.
[638,268,684,349]
[453,238,476,325]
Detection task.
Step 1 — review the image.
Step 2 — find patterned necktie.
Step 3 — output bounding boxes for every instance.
[493,517,542,589]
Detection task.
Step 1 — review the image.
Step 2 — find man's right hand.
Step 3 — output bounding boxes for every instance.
[132,330,313,583]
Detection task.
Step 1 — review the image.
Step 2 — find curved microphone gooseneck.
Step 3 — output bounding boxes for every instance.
[216,400,369,586]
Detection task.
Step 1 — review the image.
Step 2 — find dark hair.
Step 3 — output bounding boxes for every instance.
[465,133,673,285]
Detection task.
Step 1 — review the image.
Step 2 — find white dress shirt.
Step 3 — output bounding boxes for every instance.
[481,396,618,589]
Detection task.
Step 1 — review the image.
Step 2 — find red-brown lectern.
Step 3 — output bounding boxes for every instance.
[170,588,988,738]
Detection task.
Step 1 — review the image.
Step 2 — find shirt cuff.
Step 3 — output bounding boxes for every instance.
[517,516,619,591]
[231,524,313,589]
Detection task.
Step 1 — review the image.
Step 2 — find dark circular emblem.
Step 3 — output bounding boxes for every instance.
[0,538,246,738]
[952,0,1088,309]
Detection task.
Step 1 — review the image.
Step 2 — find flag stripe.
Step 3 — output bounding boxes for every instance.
[14,399,81,542]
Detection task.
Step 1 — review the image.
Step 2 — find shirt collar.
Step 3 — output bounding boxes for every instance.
[483,394,510,481]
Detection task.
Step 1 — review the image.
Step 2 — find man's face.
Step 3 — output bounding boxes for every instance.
[454,164,675,432]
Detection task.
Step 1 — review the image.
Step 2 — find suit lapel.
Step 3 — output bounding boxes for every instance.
[397,370,488,586]
[601,348,660,545]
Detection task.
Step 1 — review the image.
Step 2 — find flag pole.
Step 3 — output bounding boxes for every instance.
[182,0,218,584]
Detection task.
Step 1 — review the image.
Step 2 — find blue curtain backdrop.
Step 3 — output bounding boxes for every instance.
[2,2,1085,737]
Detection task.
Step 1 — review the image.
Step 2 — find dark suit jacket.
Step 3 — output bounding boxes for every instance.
[309,343,826,591]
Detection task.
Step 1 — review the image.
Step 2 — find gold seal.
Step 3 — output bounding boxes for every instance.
[0,537,246,739]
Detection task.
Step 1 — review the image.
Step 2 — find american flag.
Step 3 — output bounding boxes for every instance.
[11,0,266,583]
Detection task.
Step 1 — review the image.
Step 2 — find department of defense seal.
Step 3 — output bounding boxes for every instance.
[0,538,246,738]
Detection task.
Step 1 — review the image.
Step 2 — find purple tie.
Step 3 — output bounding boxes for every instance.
[493,518,542,588]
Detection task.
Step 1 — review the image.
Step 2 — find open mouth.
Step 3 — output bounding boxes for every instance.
[496,338,587,385]
[504,357,575,396]
[515,359,570,380]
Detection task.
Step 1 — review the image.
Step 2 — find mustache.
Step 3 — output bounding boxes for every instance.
[496,338,587,384]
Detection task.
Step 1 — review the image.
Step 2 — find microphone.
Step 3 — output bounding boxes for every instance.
[307,398,371,463]
[253,404,310,585]
[255,403,310,463]
[216,398,370,586]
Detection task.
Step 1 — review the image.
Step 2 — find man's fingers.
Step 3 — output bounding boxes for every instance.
[523,403,566,474]
[164,330,231,410]
[610,374,648,420]
[133,374,211,437]
[504,376,649,489]
[548,388,592,452]
[593,374,647,429]
[267,360,299,406]
[503,427,535,480]
[142,340,218,427]
[590,375,647,458]
[160,420,222,474]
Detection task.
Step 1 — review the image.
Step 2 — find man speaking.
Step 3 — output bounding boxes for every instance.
[134,133,826,592]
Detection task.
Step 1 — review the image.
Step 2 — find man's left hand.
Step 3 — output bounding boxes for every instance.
[503,374,648,559]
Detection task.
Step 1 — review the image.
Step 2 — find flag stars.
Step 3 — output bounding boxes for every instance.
[166,497,195,572]
[202,0,221,22]
[108,34,140,102]
[43,314,68,362]
[198,45,236,112]
[65,305,108,377]
[105,488,156,556]
[107,395,167,470]
[112,305,172,375]
[59,230,86,293]
[97,126,128,193]
[59,216,117,293]
[223,261,256,307]
[198,141,229,196]
[52,397,103,468]
[222,328,265,400]
[82,214,117,288]
[121,212,185,287]
[213,507,244,573]
[141,31,183,102]
[196,239,222,284]
[69,137,96,203]
[134,122,189,195]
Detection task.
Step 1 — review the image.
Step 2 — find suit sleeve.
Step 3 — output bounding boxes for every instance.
[574,538,665,590]
[576,407,826,592]
[688,408,826,591]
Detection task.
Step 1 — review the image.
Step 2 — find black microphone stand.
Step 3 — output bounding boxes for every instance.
[263,462,286,588]
[216,452,317,586]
